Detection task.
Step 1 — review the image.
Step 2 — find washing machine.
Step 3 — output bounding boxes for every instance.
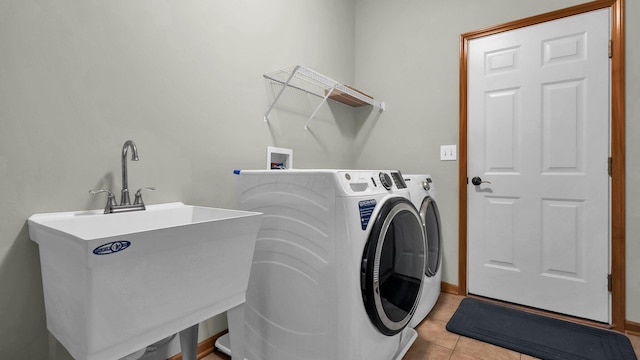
[229,169,426,360]
[404,174,442,328]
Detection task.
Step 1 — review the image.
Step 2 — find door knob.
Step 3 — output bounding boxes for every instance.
[471,176,491,186]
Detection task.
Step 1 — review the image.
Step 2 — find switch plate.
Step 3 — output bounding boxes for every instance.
[440,145,457,161]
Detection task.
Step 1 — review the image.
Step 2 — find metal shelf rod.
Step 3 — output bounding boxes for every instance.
[263,65,301,123]
[305,85,335,130]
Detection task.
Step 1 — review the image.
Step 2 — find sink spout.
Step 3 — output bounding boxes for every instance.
[120,140,139,206]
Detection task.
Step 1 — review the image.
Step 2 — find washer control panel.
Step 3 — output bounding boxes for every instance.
[390,171,407,189]
[337,170,407,194]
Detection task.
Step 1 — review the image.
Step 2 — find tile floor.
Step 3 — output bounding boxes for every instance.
[203,292,640,360]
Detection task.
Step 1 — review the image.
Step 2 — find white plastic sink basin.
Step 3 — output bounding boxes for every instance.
[28,202,261,360]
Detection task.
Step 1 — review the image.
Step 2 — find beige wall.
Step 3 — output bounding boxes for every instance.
[625,0,640,325]
[0,1,357,358]
[354,0,640,323]
[1,1,638,358]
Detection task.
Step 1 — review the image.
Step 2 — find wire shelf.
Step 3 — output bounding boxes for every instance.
[263,65,385,129]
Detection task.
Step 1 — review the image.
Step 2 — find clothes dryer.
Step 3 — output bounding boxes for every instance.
[231,169,425,360]
[404,174,442,328]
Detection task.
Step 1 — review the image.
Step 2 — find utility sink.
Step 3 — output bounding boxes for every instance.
[28,202,262,360]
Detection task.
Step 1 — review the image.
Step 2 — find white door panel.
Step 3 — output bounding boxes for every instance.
[468,9,610,322]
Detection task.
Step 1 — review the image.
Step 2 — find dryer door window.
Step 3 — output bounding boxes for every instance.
[421,196,442,277]
[361,197,426,335]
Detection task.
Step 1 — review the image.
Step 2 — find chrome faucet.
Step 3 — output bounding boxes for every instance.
[120,140,139,206]
[90,140,155,214]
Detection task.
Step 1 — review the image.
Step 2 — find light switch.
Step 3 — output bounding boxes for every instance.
[440,145,457,161]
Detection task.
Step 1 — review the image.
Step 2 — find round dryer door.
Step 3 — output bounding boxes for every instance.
[361,197,426,336]
[420,196,442,277]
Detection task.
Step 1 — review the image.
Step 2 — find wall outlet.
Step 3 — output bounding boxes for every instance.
[440,145,457,161]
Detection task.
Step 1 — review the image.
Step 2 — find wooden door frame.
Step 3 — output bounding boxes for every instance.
[458,0,626,331]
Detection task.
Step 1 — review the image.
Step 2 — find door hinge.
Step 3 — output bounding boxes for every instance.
[609,40,613,58]
[608,274,612,292]
[608,157,612,177]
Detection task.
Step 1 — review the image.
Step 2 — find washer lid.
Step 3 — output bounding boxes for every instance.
[361,197,425,335]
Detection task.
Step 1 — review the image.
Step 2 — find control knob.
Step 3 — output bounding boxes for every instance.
[379,172,393,190]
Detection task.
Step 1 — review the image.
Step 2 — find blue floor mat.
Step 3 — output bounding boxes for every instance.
[446,298,637,360]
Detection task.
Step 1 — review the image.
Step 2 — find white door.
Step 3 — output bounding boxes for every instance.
[467,9,611,322]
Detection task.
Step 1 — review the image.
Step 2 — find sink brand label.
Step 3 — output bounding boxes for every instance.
[93,240,131,255]
[359,199,377,230]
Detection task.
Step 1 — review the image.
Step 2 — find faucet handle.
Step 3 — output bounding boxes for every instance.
[89,189,117,214]
[133,187,156,205]
[89,189,116,198]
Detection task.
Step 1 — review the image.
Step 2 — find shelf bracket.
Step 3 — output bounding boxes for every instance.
[264,65,301,123]
[304,85,335,130]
